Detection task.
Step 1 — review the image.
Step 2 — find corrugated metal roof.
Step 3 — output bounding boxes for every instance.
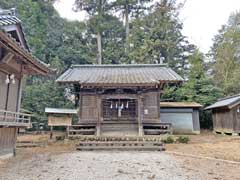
[45,108,78,114]
[205,95,240,110]
[160,102,202,108]
[56,64,183,86]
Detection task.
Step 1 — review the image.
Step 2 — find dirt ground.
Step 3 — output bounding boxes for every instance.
[0,131,239,180]
[166,131,240,162]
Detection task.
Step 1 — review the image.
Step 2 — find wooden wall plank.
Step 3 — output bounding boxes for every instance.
[0,127,16,155]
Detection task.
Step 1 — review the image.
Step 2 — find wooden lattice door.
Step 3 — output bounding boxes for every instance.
[102,99,137,121]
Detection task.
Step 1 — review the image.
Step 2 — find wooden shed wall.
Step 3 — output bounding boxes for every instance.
[160,108,200,134]
[142,91,160,122]
[212,107,240,133]
[0,127,17,156]
[233,105,240,132]
[192,109,200,133]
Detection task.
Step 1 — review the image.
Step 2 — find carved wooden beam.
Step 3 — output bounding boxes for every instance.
[0,51,14,64]
[0,64,21,79]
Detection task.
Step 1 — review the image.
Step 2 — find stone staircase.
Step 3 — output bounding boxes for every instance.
[75,136,165,151]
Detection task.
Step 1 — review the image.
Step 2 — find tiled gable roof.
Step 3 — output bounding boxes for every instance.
[56,64,183,86]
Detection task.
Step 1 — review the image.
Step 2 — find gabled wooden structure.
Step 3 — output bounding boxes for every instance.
[0,9,51,157]
[205,95,240,135]
[160,102,202,134]
[45,108,77,138]
[57,64,183,136]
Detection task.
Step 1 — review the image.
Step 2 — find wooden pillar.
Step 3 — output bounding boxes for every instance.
[138,95,143,136]
[16,77,22,112]
[66,126,69,138]
[50,126,53,139]
[16,64,23,112]
[157,89,161,122]
[13,127,18,157]
[5,81,10,111]
[78,86,82,123]
[96,96,101,136]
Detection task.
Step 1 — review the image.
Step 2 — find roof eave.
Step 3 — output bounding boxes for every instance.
[205,99,240,110]
[0,30,52,75]
[56,79,183,87]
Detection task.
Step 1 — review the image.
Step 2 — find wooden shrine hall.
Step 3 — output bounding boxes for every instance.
[57,64,183,136]
[0,9,51,157]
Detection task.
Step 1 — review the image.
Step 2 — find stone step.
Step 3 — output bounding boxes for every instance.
[76,141,165,151]
[77,146,165,151]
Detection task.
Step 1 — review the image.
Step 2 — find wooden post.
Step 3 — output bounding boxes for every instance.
[16,64,23,112]
[66,126,69,139]
[50,126,53,139]
[5,81,10,111]
[138,95,143,136]
[78,87,82,123]
[96,96,101,136]
[13,127,18,157]
[157,88,161,122]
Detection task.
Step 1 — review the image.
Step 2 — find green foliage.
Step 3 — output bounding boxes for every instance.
[1,0,230,131]
[162,50,223,128]
[128,1,195,74]
[177,136,190,144]
[210,12,240,95]
[1,0,88,124]
[74,0,114,64]
[162,136,175,144]
[22,80,73,117]
[111,0,153,44]
[86,14,126,64]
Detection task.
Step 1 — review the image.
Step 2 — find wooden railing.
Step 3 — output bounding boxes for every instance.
[0,110,31,127]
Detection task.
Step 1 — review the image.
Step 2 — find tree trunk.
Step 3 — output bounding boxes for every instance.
[125,4,129,39]
[96,0,103,64]
[97,31,102,64]
[125,4,129,53]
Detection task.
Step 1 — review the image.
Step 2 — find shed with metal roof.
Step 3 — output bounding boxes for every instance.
[205,95,240,135]
[160,102,202,134]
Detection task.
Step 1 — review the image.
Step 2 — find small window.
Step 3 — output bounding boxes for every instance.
[237,107,240,113]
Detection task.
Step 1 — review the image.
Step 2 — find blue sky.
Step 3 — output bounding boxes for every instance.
[54,0,240,53]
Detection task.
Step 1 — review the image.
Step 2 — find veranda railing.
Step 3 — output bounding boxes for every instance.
[0,109,31,127]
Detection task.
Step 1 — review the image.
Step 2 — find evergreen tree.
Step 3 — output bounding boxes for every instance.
[162,50,223,128]
[210,12,240,95]
[111,0,152,52]
[74,0,111,64]
[128,0,195,75]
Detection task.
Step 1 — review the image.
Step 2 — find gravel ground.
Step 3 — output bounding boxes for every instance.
[1,133,240,180]
[0,151,191,180]
[1,150,240,180]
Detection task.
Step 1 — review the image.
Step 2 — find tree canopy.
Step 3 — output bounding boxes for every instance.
[210,11,240,95]
[1,0,237,129]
